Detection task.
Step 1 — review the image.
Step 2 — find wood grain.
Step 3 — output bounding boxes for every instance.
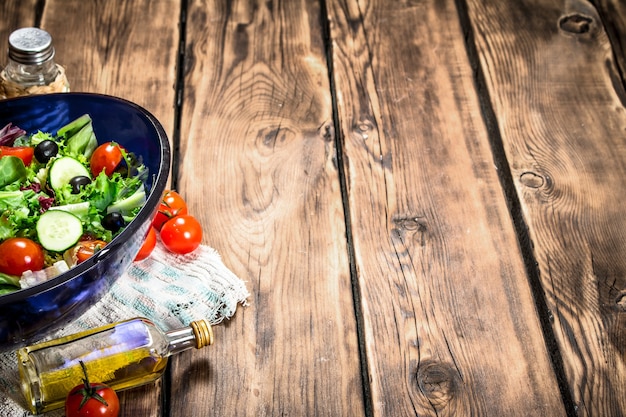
[37,1,181,415]
[327,0,567,415]
[466,0,626,415]
[173,0,364,416]
[594,0,626,79]
[41,0,180,139]
[0,1,37,46]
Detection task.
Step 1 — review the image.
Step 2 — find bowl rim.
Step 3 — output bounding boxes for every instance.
[0,92,171,305]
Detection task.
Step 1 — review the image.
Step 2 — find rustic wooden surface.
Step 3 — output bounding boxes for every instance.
[465,0,626,414]
[1,0,625,416]
[175,1,364,416]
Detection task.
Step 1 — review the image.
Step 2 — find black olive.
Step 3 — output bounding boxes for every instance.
[102,212,125,233]
[69,175,91,194]
[34,140,59,163]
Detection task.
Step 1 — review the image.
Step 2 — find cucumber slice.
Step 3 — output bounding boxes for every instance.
[106,188,146,216]
[49,202,90,220]
[48,157,90,191]
[57,114,92,139]
[36,210,83,252]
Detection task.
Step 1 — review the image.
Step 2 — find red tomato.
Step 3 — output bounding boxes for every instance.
[160,214,203,254]
[73,240,108,264]
[152,190,188,230]
[65,382,119,417]
[0,145,34,165]
[134,226,157,261]
[0,238,44,276]
[65,363,119,417]
[90,142,123,177]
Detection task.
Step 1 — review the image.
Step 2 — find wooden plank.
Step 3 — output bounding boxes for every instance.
[41,0,180,140]
[38,1,181,415]
[174,0,364,416]
[327,0,567,415]
[465,0,626,415]
[0,1,37,45]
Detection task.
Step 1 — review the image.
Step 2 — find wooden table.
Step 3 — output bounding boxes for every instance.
[2,0,625,416]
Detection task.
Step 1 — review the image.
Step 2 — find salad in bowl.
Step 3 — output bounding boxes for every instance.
[0,93,170,350]
[0,115,149,294]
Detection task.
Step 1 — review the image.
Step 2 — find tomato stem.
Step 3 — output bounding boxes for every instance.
[73,360,110,409]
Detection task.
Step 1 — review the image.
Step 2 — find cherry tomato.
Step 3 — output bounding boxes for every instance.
[0,238,44,276]
[90,142,123,177]
[134,226,157,261]
[152,190,188,230]
[160,214,203,254]
[0,145,34,165]
[74,240,108,264]
[66,362,119,417]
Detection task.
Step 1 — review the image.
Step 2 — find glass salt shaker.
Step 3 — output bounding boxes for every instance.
[0,27,69,99]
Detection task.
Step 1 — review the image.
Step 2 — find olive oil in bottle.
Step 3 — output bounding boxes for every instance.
[17,317,214,414]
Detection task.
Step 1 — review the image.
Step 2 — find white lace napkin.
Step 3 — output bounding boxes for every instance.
[0,243,249,416]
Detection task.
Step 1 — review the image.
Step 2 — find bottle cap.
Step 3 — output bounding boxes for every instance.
[8,27,55,65]
[190,320,214,349]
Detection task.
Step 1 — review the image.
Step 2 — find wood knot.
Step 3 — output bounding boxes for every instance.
[559,14,593,34]
[321,123,334,142]
[357,122,371,132]
[519,171,545,188]
[392,216,428,246]
[352,119,376,140]
[416,361,459,409]
[258,126,296,147]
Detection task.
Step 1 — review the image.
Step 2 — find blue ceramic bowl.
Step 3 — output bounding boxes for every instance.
[0,93,170,351]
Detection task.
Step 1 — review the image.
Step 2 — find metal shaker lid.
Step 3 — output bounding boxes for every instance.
[8,27,55,65]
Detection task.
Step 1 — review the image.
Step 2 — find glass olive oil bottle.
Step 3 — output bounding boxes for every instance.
[17,317,213,414]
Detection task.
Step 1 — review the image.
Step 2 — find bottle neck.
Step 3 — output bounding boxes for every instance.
[166,327,198,355]
[166,320,214,355]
